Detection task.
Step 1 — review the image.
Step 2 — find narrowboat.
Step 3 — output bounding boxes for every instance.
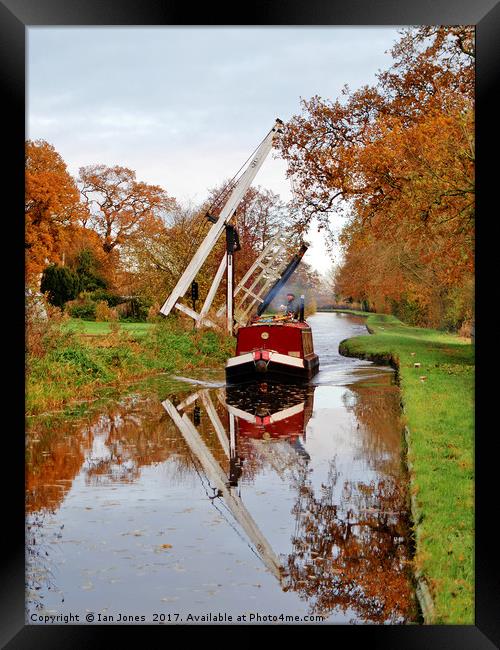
[225,316,320,383]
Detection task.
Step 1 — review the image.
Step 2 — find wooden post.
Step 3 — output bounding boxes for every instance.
[195,253,227,329]
[227,248,234,335]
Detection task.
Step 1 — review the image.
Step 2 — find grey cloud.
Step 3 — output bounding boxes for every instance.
[28,26,402,272]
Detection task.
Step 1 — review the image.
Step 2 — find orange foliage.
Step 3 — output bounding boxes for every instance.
[78,164,177,254]
[279,26,474,328]
[25,140,87,286]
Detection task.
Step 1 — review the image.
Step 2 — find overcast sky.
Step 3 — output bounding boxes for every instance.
[28,27,402,274]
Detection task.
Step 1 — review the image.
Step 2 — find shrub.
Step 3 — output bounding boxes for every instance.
[26,293,71,358]
[66,298,96,320]
[390,296,428,327]
[304,296,317,318]
[95,300,118,322]
[40,264,80,307]
[459,320,474,338]
[119,297,151,322]
[147,302,162,323]
[51,346,113,382]
[194,329,235,361]
[441,281,474,332]
[89,289,123,306]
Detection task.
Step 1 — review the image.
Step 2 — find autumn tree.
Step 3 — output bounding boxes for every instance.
[121,184,295,315]
[78,165,177,255]
[119,201,225,308]
[279,26,474,329]
[60,225,115,291]
[25,140,87,286]
[206,182,295,285]
[221,184,288,250]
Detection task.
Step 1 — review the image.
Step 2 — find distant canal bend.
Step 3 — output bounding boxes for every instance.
[27,312,418,624]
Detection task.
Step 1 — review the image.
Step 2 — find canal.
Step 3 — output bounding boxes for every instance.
[26,312,418,624]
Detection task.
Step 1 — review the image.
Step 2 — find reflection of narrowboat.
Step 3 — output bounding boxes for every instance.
[224,381,315,441]
[225,320,320,383]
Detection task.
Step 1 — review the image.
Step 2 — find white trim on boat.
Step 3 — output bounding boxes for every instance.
[224,401,305,424]
[225,352,254,368]
[225,350,305,369]
[269,352,304,368]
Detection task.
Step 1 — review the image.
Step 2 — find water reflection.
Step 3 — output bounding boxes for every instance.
[284,460,413,622]
[26,399,187,513]
[160,380,416,623]
[26,316,418,624]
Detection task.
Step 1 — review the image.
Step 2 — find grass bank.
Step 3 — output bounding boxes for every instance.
[338,311,474,625]
[27,318,235,416]
[62,319,154,338]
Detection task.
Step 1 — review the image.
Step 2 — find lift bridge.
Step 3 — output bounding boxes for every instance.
[159,119,307,335]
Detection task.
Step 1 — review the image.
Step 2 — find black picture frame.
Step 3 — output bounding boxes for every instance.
[4,0,498,646]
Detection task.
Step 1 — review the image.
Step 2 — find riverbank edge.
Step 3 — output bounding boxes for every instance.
[336,310,473,624]
[26,320,235,417]
[338,328,435,624]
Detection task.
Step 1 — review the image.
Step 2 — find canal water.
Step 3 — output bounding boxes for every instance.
[26,312,418,624]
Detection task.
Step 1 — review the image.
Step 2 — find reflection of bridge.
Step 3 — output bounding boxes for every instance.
[162,384,314,583]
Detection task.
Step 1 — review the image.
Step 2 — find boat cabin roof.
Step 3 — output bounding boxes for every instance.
[245,321,311,330]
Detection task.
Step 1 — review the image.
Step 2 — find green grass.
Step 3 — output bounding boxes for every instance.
[27,319,235,416]
[63,319,153,338]
[339,312,474,625]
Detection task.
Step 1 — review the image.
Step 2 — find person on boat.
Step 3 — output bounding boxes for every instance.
[280,292,300,319]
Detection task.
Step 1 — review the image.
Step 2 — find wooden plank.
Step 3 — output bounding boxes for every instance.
[233,233,282,297]
[216,237,286,319]
[236,275,279,324]
[176,391,201,412]
[160,121,282,317]
[199,390,230,458]
[195,253,227,329]
[233,246,289,325]
[239,288,264,302]
[161,399,283,581]
[174,302,217,328]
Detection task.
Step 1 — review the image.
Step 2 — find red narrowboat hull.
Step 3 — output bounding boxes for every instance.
[225,321,319,384]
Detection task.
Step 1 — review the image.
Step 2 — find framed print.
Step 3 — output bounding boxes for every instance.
[3,0,498,646]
